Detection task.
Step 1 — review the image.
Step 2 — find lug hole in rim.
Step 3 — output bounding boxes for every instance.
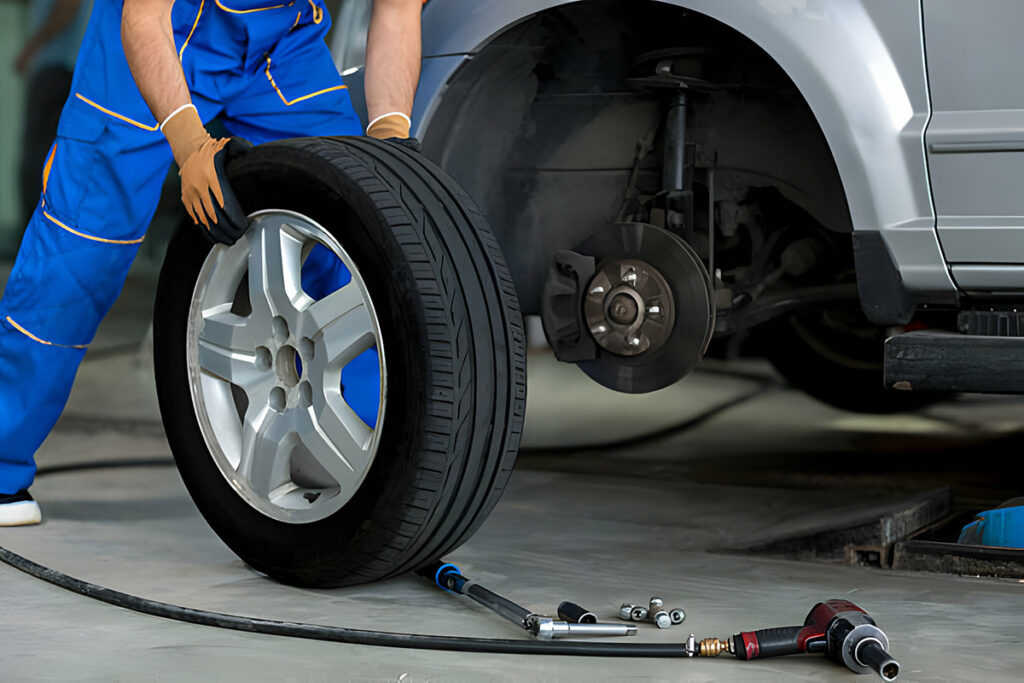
[272,316,289,344]
[299,381,313,408]
[269,386,287,412]
[299,337,314,362]
[255,346,272,372]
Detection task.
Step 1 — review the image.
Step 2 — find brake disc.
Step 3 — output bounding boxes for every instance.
[575,223,714,393]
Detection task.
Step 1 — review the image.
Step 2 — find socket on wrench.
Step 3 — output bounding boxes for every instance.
[528,616,637,640]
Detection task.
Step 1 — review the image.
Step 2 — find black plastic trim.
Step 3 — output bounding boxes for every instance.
[852,232,915,325]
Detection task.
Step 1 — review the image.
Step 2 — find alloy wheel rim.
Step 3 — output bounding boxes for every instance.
[186,210,386,524]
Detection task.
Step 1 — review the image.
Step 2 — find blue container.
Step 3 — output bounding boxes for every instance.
[958,504,1024,548]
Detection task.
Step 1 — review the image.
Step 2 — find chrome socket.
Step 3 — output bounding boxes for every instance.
[528,616,638,640]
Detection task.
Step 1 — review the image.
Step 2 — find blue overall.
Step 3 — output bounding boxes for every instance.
[0,0,370,494]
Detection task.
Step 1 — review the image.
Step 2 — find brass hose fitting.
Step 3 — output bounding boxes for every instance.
[700,637,733,657]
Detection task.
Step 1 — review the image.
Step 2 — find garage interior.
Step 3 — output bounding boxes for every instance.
[0,268,1019,680]
[1,0,1023,681]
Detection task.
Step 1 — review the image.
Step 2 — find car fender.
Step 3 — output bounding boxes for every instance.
[418,0,956,298]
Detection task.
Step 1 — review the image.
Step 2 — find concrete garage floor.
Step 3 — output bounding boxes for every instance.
[1,273,1023,681]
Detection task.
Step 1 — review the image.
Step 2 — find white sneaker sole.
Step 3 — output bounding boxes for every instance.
[0,500,42,526]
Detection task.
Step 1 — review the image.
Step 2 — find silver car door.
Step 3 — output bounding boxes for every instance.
[924,0,1024,291]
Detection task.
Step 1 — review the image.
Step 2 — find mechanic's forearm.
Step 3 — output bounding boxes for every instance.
[364,0,422,124]
[25,0,82,50]
[122,0,192,127]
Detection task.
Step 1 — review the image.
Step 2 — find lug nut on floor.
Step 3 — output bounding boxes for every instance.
[616,597,685,628]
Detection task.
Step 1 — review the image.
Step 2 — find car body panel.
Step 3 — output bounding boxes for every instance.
[923,0,1024,291]
[410,56,470,140]
[950,265,1024,292]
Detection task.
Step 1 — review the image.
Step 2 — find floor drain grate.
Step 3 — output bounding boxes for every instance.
[720,487,1024,578]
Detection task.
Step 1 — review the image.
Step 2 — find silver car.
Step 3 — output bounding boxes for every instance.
[337,0,1024,411]
[145,1,1024,588]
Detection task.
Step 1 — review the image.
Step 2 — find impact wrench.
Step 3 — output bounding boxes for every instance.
[417,562,637,639]
[421,562,899,680]
[706,598,901,681]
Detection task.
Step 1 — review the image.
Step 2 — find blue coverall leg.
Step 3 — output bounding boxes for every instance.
[0,0,367,494]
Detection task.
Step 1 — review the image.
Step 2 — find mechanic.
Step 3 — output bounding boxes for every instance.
[0,0,422,526]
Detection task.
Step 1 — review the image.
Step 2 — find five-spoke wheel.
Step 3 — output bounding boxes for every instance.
[188,210,385,523]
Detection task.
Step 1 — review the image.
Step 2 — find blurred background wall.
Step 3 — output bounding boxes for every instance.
[0,1,28,258]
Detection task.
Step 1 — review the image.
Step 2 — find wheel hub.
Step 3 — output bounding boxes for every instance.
[607,292,639,326]
[542,221,715,394]
[585,260,675,357]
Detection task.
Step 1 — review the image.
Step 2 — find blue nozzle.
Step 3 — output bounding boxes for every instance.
[434,563,461,591]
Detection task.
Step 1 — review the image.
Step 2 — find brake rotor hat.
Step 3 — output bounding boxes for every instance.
[575,222,715,394]
[584,259,675,357]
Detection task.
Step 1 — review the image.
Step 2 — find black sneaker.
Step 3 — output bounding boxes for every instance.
[0,490,42,526]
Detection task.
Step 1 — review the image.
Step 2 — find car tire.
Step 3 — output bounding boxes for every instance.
[756,305,945,414]
[153,137,526,587]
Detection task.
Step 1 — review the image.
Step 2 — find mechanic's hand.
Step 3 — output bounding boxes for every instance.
[366,112,420,152]
[366,112,411,140]
[178,137,252,244]
[179,136,229,227]
[163,104,251,245]
[205,137,252,244]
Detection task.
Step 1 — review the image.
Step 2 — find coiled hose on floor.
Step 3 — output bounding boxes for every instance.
[0,384,768,656]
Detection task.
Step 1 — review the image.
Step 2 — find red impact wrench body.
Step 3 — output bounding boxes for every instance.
[720,599,899,680]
